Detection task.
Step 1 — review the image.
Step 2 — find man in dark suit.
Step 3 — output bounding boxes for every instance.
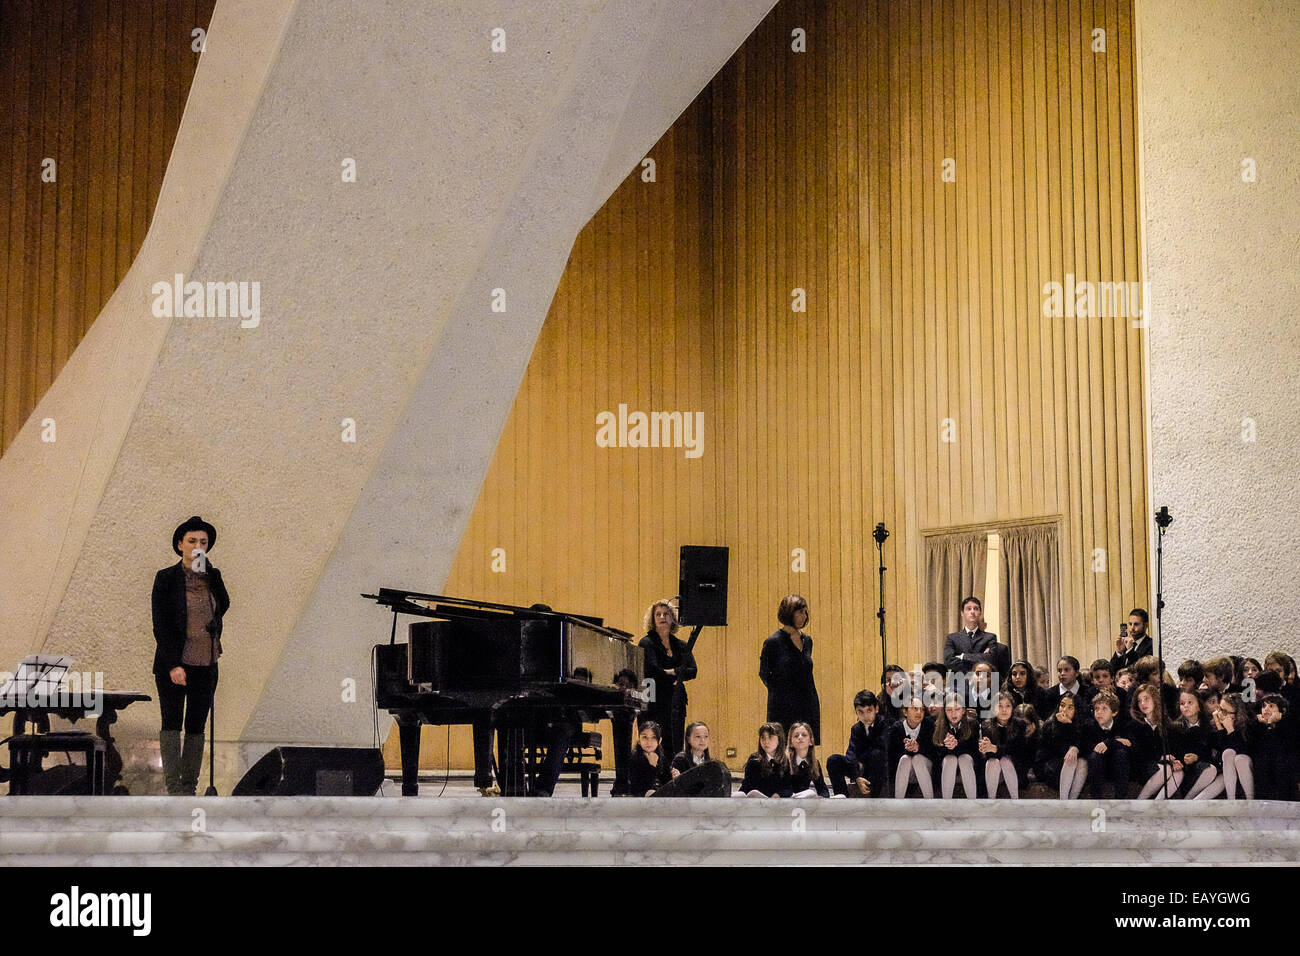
[942,596,1010,685]
[1110,607,1154,673]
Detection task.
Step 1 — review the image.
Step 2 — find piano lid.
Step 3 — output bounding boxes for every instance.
[362,589,635,642]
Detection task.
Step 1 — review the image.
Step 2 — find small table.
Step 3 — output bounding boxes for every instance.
[0,691,151,794]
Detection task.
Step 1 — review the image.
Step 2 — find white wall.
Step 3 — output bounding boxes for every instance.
[1136,0,1300,664]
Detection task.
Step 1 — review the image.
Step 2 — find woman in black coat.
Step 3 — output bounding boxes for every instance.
[759,594,821,743]
[637,599,697,761]
[152,515,230,796]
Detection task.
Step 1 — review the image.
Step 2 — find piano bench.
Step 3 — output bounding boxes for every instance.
[7,732,108,795]
[561,731,603,798]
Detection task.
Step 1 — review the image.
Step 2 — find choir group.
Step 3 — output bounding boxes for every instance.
[627,596,1300,801]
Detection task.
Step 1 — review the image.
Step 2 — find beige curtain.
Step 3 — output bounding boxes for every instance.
[999,524,1063,669]
[923,532,989,664]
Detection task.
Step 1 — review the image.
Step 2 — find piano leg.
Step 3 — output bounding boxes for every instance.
[611,708,633,796]
[396,718,422,796]
[496,725,528,797]
[471,717,495,791]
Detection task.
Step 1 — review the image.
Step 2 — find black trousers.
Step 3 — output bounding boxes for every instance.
[155,664,218,734]
[1085,746,1132,797]
[827,750,888,797]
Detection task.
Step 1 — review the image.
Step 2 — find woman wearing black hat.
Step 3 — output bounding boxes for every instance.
[151,516,230,795]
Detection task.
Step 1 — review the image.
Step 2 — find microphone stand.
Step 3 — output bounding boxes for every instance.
[1154,506,1173,798]
[873,523,889,672]
[205,616,221,797]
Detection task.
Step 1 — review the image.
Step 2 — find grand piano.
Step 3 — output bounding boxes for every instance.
[365,590,645,796]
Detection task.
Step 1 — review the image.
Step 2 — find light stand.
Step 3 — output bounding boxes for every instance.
[873,522,890,672]
[1154,505,1173,798]
[205,616,220,797]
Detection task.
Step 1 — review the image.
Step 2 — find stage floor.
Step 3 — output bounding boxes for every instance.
[2,789,1296,866]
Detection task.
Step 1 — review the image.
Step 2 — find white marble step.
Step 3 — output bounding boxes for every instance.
[4,797,1296,865]
[1,795,1295,828]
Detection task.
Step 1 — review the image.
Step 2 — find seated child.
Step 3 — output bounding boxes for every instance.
[1081,691,1132,798]
[782,721,829,798]
[827,690,890,797]
[888,696,936,798]
[627,720,670,796]
[979,691,1030,798]
[1035,692,1087,799]
[737,722,786,798]
[1253,693,1297,801]
[1195,692,1254,800]
[934,692,979,799]
[1167,689,1217,799]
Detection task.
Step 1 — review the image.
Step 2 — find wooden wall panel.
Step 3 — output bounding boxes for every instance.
[396,0,1151,773]
[0,0,216,454]
[415,0,1145,772]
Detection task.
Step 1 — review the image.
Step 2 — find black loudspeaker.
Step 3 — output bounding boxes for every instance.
[678,545,729,626]
[232,747,385,796]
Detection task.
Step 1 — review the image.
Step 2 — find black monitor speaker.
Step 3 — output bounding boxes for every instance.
[232,747,385,796]
[678,545,729,626]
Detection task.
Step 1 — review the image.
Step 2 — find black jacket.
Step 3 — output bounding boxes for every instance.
[942,628,999,675]
[981,716,1032,771]
[1212,726,1252,763]
[739,753,786,796]
[781,756,829,797]
[843,715,890,768]
[934,717,980,759]
[1079,717,1132,754]
[1110,634,1153,674]
[888,716,937,769]
[759,630,821,743]
[1127,718,1170,771]
[1171,721,1214,765]
[627,748,669,795]
[638,632,697,712]
[1037,683,1097,721]
[1009,682,1047,715]
[1034,717,1082,778]
[151,561,230,677]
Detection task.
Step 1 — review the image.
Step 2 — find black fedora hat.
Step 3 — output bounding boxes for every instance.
[172,515,217,555]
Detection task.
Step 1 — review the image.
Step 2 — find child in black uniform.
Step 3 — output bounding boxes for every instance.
[653,720,731,797]
[1253,694,1297,801]
[934,693,979,799]
[737,722,786,798]
[827,690,890,797]
[783,720,829,797]
[670,721,712,777]
[1080,691,1133,799]
[1195,692,1254,800]
[1170,689,1217,799]
[980,691,1029,798]
[627,720,669,796]
[1131,683,1179,799]
[1035,692,1086,799]
[1008,660,1041,713]
[889,697,936,798]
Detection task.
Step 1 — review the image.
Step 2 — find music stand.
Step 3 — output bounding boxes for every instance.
[0,654,76,712]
